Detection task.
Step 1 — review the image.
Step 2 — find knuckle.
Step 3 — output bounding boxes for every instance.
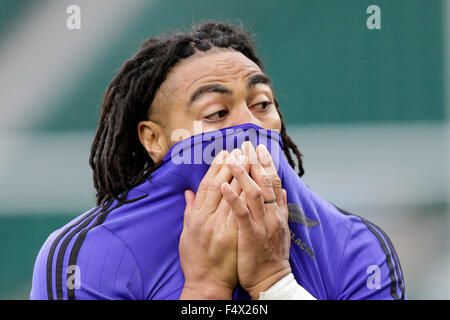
[262,176,273,187]
[271,176,282,188]
[199,179,210,190]
[210,180,221,190]
[249,187,263,199]
[273,215,282,227]
[234,207,250,217]
[214,231,225,244]
[227,190,239,202]
[268,214,284,230]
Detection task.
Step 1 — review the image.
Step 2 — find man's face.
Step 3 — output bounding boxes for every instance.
[139,47,282,162]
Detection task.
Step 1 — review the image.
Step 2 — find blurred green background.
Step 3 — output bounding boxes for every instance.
[0,0,448,299]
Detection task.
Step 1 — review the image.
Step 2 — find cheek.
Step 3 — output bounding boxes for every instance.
[198,121,227,133]
[266,108,282,132]
[274,116,282,132]
[165,111,198,146]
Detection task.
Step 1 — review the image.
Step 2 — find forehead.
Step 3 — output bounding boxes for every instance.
[159,48,263,94]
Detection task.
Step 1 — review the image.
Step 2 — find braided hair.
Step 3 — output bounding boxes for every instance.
[90,21,305,206]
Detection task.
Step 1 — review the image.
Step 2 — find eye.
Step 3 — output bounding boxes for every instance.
[252,101,273,112]
[205,109,229,121]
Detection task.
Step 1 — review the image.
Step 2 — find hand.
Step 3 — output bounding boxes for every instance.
[179,148,248,299]
[221,142,291,299]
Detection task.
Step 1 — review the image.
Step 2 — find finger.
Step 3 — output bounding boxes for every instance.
[216,176,240,220]
[216,155,248,219]
[241,141,258,167]
[202,149,243,213]
[226,154,266,223]
[216,178,241,235]
[239,190,248,209]
[225,210,238,234]
[281,189,289,220]
[194,149,228,209]
[183,189,196,227]
[221,182,253,232]
[238,152,251,174]
[256,144,284,207]
[245,142,277,206]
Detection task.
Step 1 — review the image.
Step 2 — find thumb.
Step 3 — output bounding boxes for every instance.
[182,190,196,229]
[184,189,196,215]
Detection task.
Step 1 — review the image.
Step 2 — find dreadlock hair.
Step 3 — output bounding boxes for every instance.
[90,20,305,207]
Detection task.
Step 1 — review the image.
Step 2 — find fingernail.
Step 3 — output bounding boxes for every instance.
[230,148,242,158]
[227,153,238,165]
[237,155,248,166]
[242,141,252,153]
[213,150,228,164]
[244,142,257,165]
[257,144,271,166]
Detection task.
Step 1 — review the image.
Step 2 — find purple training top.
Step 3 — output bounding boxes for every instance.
[30,123,406,300]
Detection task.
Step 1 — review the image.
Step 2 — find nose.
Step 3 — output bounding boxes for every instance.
[229,103,263,128]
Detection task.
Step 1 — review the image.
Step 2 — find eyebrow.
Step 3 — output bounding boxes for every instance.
[247,73,272,89]
[189,84,231,104]
[188,73,273,105]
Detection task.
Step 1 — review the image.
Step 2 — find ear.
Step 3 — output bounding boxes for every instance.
[138,120,169,164]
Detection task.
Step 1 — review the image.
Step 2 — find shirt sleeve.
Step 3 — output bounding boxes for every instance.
[30,224,144,300]
[72,226,144,300]
[334,216,406,300]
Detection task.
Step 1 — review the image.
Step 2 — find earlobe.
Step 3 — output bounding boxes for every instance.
[138,121,168,163]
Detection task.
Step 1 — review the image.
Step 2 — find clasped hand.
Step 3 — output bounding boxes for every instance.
[179,142,291,300]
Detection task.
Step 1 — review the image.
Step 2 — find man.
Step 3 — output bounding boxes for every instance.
[30,21,405,300]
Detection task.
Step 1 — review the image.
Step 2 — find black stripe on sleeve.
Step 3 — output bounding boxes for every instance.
[334,205,405,300]
[66,202,122,300]
[46,206,101,300]
[367,220,406,299]
[53,202,113,300]
[56,192,147,300]
[49,184,149,300]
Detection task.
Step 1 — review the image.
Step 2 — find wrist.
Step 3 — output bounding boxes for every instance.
[246,265,292,299]
[258,273,317,300]
[180,282,234,300]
